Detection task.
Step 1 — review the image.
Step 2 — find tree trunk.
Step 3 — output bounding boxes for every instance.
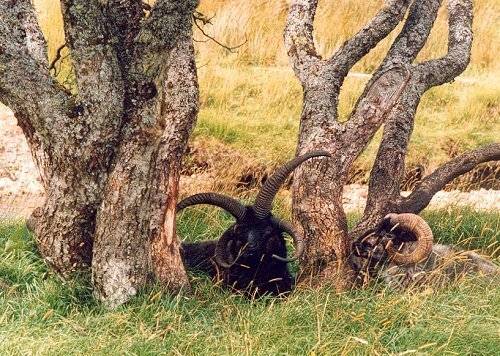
[285,0,498,288]
[92,26,199,306]
[0,0,200,307]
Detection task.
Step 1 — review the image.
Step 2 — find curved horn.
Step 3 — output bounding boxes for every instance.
[271,219,304,263]
[215,231,236,269]
[253,150,330,219]
[384,213,433,265]
[176,193,246,221]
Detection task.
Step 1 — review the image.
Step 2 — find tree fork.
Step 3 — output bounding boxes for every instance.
[284,0,496,288]
[0,0,200,306]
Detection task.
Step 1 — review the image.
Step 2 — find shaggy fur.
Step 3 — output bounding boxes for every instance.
[380,243,499,289]
[177,151,330,297]
[180,212,294,297]
[351,223,499,288]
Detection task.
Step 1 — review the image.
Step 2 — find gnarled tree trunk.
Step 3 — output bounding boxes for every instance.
[0,0,199,307]
[284,0,499,289]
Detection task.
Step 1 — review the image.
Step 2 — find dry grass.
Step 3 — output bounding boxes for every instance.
[195,0,500,73]
[2,5,498,355]
[36,0,499,71]
[30,1,500,176]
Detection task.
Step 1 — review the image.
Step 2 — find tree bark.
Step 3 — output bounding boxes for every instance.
[284,0,495,288]
[0,0,199,307]
[285,0,412,288]
[92,13,199,305]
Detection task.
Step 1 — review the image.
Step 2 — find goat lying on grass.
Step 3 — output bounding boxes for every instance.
[178,151,330,297]
[352,213,499,289]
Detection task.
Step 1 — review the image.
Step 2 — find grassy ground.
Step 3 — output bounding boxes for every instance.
[1,208,499,355]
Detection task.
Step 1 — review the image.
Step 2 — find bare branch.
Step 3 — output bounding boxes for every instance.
[193,11,215,25]
[192,14,247,53]
[401,143,500,213]
[328,0,411,80]
[60,0,124,109]
[49,43,67,73]
[338,0,441,147]
[0,0,71,137]
[383,0,443,66]
[102,0,144,68]
[131,0,199,81]
[340,65,412,163]
[353,0,473,223]
[416,0,473,89]
[283,0,321,82]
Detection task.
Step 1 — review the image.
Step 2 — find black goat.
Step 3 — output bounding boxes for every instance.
[178,151,330,297]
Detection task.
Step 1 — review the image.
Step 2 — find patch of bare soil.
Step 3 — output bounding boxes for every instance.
[0,107,44,219]
[1,106,499,219]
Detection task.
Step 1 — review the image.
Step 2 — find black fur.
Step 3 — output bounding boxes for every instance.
[180,209,294,297]
[177,151,331,297]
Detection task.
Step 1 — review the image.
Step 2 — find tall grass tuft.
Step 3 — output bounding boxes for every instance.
[1,209,499,355]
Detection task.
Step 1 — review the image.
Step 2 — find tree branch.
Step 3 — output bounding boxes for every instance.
[49,43,67,73]
[382,0,443,66]
[0,0,71,138]
[339,0,441,146]
[328,0,411,80]
[60,0,124,110]
[192,13,247,53]
[416,0,473,89]
[130,0,199,82]
[353,0,473,224]
[340,65,412,161]
[401,143,500,213]
[102,0,145,70]
[283,0,321,83]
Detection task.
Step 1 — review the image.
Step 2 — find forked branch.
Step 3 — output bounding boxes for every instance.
[192,12,247,53]
[382,0,443,66]
[283,0,321,82]
[362,0,475,218]
[417,0,473,89]
[329,0,411,80]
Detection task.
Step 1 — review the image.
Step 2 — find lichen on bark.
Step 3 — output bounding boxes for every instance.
[284,0,499,288]
[0,0,200,307]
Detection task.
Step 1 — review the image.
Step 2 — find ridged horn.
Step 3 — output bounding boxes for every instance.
[271,219,304,263]
[252,151,331,219]
[176,193,246,221]
[384,213,434,265]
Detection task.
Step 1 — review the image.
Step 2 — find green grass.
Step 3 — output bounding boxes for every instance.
[1,209,499,355]
[194,66,499,171]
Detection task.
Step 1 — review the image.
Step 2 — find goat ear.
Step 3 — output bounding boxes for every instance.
[215,232,237,269]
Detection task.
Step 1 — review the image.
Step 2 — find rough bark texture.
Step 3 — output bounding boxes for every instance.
[284,0,497,288]
[0,0,200,307]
